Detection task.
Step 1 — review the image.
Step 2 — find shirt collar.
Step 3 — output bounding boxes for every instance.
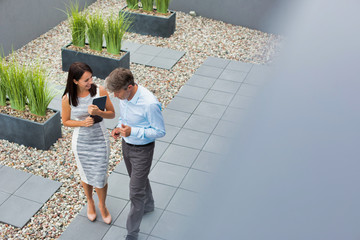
[128,84,140,104]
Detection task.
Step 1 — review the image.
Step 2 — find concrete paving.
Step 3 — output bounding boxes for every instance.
[0,166,62,228]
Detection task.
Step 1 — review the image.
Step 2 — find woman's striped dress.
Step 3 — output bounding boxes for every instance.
[70,87,110,188]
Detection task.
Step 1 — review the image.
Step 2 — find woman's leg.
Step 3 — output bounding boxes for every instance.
[81,181,96,221]
[95,184,112,224]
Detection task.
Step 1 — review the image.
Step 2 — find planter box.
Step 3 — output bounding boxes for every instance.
[0,109,62,150]
[61,43,130,79]
[121,7,176,38]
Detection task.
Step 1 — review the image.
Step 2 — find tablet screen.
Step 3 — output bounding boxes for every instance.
[92,96,107,111]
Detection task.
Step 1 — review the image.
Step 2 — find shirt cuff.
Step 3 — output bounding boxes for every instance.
[130,127,140,137]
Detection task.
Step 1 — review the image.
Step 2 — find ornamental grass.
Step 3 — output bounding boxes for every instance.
[127,0,139,10]
[65,1,87,47]
[156,0,170,14]
[105,13,133,55]
[141,0,154,12]
[87,12,105,51]
[25,64,57,116]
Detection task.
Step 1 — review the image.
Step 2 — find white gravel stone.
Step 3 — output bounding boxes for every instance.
[0,0,282,239]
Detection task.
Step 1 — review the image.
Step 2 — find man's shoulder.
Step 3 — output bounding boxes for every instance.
[138,85,159,104]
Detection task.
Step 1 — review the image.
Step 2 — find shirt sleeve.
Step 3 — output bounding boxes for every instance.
[130,103,166,139]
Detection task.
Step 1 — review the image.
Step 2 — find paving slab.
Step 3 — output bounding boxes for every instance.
[160,144,200,167]
[153,140,170,160]
[59,215,111,240]
[147,56,179,70]
[183,114,219,133]
[180,169,213,193]
[193,101,227,119]
[226,60,253,72]
[149,162,188,187]
[107,173,130,200]
[0,166,32,194]
[150,182,177,210]
[167,188,202,216]
[203,56,230,68]
[0,191,10,206]
[212,120,238,137]
[229,94,253,109]
[192,151,223,173]
[172,128,210,150]
[150,211,188,240]
[194,65,224,78]
[186,74,217,89]
[130,53,155,65]
[160,124,181,143]
[121,41,142,53]
[221,106,247,122]
[211,79,241,93]
[136,45,163,56]
[0,195,43,228]
[236,82,260,97]
[157,48,185,60]
[202,134,231,155]
[202,89,234,106]
[219,69,247,82]
[166,96,200,113]
[14,174,62,204]
[176,85,208,101]
[162,109,191,128]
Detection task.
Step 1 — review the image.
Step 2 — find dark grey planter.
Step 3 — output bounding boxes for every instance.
[121,7,176,38]
[61,43,130,79]
[0,109,62,150]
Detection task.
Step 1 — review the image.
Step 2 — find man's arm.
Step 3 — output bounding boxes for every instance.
[130,103,166,139]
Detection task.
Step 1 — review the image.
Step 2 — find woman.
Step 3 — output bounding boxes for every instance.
[62,62,115,224]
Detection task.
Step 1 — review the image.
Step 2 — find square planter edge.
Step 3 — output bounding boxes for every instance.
[121,6,176,38]
[61,43,130,79]
[0,109,62,150]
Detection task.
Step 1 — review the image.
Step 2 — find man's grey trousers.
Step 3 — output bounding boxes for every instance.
[122,139,155,239]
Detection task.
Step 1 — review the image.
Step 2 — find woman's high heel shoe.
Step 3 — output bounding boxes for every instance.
[87,201,97,222]
[99,205,112,224]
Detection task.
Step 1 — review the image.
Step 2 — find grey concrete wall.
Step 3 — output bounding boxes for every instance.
[169,0,288,34]
[0,0,96,57]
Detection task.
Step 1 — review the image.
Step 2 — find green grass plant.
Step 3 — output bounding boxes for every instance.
[25,64,56,116]
[0,56,8,106]
[65,1,87,47]
[5,59,27,111]
[87,12,105,51]
[141,0,154,11]
[105,13,132,55]
[156,0,170,14]
[127,0,139,10]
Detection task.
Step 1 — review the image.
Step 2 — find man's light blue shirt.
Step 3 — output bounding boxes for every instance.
[117,85,166,145]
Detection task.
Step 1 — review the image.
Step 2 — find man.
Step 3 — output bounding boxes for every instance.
[105,68,166,240]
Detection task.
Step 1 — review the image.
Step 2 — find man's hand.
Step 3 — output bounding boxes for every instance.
[120,124,131,137]
[111,128,121,139]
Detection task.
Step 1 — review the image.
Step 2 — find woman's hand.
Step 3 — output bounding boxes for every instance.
[88,104,100,116]
[83,116,94,127]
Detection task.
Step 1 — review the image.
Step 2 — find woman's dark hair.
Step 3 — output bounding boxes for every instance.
[63,62,97,106]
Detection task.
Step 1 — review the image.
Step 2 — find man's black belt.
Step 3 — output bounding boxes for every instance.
[124,141,154,147]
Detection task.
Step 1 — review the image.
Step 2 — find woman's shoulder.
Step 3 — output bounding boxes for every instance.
[98,85,108,96]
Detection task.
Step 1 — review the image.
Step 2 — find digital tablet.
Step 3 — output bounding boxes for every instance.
[92,95,107,111]
[91,96,107,123]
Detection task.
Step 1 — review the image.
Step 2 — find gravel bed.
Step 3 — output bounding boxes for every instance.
[0,0,282,239]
